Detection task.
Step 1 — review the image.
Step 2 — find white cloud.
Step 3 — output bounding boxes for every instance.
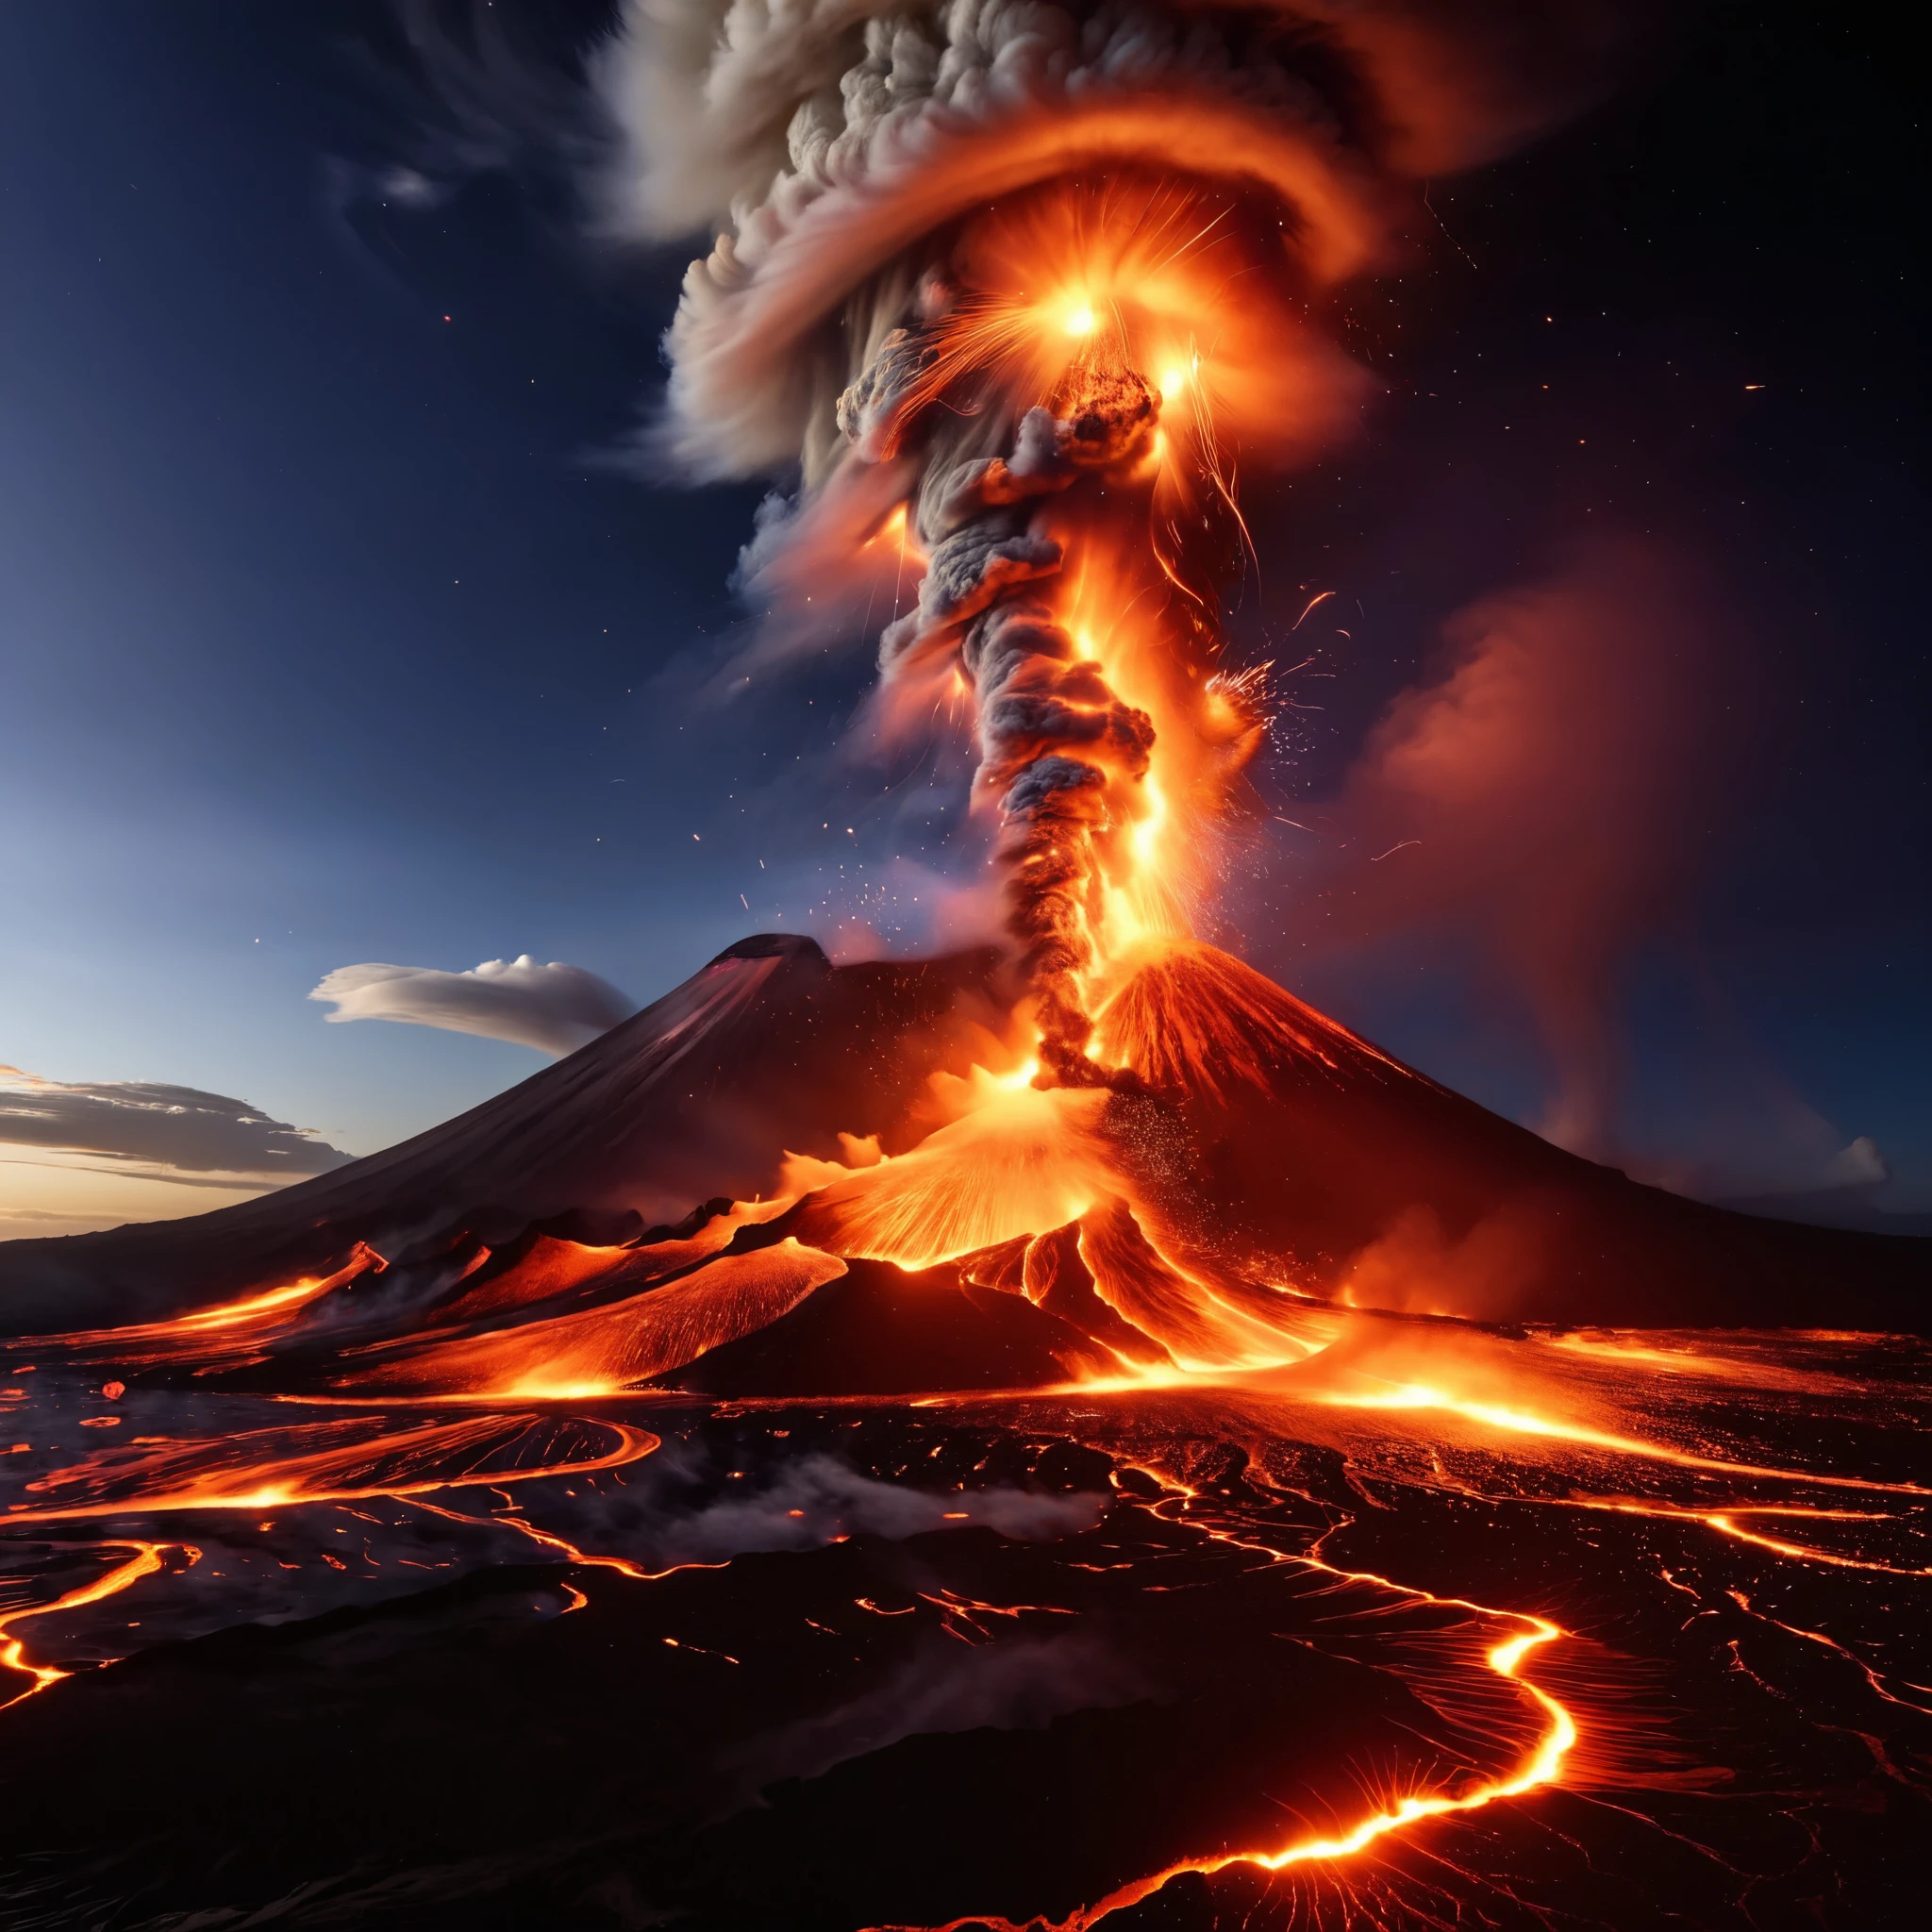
[308,956,636,1057]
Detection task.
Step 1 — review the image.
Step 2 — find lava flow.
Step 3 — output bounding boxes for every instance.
[874,1619,1576,1932]
[0,1541,173,1708]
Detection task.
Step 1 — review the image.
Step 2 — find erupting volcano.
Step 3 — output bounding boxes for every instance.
[3,5,1928,1929]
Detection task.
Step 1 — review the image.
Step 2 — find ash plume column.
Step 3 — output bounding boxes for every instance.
[855,308,1168,1081]
[602,0,1634,1079]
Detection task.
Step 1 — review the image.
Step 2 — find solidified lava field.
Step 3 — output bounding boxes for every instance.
[4,1324,1929,1931]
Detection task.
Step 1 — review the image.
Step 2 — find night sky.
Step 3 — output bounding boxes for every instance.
[3,1,1924,1237]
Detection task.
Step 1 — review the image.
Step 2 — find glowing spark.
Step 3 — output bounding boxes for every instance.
[1291,590,1336,630]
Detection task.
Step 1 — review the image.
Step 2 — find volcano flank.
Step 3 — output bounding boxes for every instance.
[2,938,1922,1361]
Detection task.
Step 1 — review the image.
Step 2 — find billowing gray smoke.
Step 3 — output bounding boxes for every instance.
[873,341,1166,1076]
[598,0,1628,476]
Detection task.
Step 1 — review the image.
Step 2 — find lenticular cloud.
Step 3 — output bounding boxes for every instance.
[309,956,638,1057]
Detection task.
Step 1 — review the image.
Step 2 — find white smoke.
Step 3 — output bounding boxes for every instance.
[728,1629,1144,1795]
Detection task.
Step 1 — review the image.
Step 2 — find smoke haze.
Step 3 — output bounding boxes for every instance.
[1312,539,1727,1156]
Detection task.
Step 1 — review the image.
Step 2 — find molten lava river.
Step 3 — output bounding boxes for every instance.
[3,1095,1928,1931]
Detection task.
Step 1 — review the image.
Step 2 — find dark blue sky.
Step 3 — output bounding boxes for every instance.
[3,3,1924,1215]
